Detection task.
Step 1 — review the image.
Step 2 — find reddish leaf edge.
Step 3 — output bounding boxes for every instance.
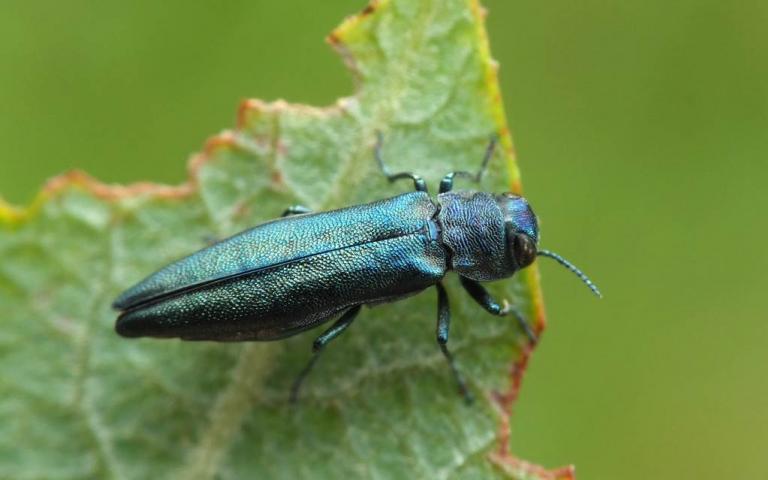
[0,1,573,478]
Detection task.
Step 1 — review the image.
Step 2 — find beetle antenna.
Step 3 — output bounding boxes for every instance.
[537,249,602,298]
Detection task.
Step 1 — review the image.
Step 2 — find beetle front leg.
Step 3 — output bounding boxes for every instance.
[438,135,498,193]
[290,305,361,403]
[281,205,312,217]
[459,276,537,344]
[435,282,473,404]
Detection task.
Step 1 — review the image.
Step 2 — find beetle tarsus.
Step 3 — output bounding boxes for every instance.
[435,283,474,404]
[289,355,319,405]
[374,131,428,193]
[438,134,498,193]
[459,276,537,344]
[439,343,474,405]
[507,305,537,345]
[289,305,361,404]
[459,276,507,315]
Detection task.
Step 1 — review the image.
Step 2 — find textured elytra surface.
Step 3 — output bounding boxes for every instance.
[0,1,570,479]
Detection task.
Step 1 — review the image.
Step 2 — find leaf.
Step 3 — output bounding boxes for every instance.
[0,1,571,479]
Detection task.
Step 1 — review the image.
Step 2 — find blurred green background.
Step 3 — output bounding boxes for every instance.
[1,1,766,478]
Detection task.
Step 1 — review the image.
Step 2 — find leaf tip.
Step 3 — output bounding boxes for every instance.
[202,131,238,155]
[326,0,384,48]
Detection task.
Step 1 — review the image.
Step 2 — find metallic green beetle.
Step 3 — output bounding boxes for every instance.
[114,135,600,402]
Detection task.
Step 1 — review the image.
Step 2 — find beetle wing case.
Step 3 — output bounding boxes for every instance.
[114,192,448,341]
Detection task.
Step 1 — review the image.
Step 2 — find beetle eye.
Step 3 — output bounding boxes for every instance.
[512,233,537,268]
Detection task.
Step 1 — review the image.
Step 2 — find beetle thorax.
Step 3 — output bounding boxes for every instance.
[436,191,512,281]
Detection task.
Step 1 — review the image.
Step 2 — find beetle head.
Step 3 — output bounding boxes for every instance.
[496,193,539,270]
[496,193,602,297]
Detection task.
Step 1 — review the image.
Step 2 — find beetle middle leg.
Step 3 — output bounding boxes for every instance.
[374,131,428,192]
[290,305,361,403]
[435,282,474,404]
[459,276,537,344]
[439,135,498,193]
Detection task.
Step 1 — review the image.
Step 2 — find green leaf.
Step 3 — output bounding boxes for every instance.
[0,1,569,478]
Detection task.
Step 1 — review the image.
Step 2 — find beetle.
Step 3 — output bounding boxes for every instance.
[113,133,600,403]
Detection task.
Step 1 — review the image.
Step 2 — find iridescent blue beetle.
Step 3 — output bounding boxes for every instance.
[113,134,600,403]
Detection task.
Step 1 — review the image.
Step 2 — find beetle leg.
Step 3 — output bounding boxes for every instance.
[374,131,428,193]
[201,234,220,246]
[438,173,458,194]
[281,205,312,217]
[459,276,537,344]
[438,135,498,193]
[436,282,474,404]
[203,205,311,245]
[290,305,361,403]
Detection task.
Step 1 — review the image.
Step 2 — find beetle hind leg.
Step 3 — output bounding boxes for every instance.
[290,305,361,404]
[201,205,311,245]
[282,205,312,217]
[435,282,474,404]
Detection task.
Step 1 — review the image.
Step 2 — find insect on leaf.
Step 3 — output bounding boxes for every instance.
[0,0,570,478]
